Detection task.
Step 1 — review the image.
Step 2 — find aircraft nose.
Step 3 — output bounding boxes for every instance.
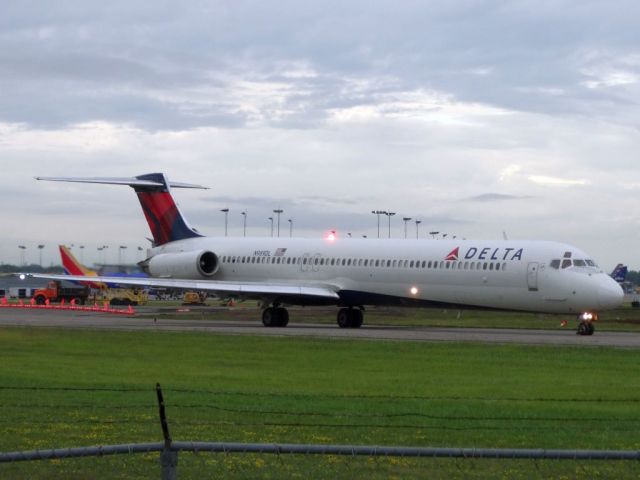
[598,277,624,309]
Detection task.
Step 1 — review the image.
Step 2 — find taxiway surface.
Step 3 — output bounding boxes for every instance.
[0,308,638,347]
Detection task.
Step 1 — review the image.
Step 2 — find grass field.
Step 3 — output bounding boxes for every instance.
[1,326,639,479]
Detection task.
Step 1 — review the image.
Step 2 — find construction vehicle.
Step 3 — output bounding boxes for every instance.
[33,280,89,305]
[182,291,207,305]
[95,288,148,306]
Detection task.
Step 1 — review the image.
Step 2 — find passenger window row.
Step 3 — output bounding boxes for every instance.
[220,255,508,272]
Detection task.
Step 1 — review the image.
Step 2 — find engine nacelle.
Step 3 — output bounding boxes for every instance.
[146,250,219,279]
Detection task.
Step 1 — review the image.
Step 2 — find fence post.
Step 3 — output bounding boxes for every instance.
[156,383,177,480]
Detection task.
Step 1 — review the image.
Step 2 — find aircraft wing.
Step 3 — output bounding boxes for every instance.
[18,273,340,301]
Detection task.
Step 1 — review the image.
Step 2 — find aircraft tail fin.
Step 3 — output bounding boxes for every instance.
[37,174,207,246]
[59,245,105,289]
[611,263,628,283]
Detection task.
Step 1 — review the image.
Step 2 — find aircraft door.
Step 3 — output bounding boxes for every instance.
[301,253,311,272]
[312,253,321,272]
[527,262,539,292]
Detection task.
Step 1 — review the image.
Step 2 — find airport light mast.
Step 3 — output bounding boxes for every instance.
[371,210,385,238]
[415,220,421,239]
[241,211,247,237]
[37,244,45,266]
[402,217,412,239]
[385,211,396,238]
[18,245,26,266]
[273,209,283,237]
[220,208,229,237]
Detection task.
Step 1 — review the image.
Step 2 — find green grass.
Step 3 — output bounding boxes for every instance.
[1,327,639,479]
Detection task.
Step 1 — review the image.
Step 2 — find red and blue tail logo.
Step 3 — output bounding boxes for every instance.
[134,173,202,246]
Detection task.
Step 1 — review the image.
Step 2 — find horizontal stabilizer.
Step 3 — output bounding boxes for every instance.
[35,176,208,190]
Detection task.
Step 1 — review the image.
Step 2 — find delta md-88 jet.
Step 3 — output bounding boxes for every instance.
[28,173,623,336]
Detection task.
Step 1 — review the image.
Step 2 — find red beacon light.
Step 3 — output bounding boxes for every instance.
[324,230,338,242]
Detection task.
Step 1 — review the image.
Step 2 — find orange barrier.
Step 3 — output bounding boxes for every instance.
[0,297,135,315]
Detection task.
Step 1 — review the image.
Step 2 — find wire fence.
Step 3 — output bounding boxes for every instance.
[1,384,639,479]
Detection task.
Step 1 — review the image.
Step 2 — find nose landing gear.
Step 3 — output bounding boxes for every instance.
[577,312,597,336]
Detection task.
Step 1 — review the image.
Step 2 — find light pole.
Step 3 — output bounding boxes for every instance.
[273,209,283,237]
[415,220,421,239]
[18,245,26,266]
[371,210,385,238]
[288,218,293,238]
[220,208,229,237]
[101,245,108,264]
[79,245,84,264]
[268,217,273,237]
[137,246,144,261]
[241,211,247,237]
[118,245,127,265]
[385,211,396,238]
[37,244,45,266]
[429,231,439,239]
[402,217,412,239]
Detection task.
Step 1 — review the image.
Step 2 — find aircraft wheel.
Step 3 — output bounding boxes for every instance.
[577,321,590,336]
[337,308,352,328]
[351,309,363,328]
[262,307,276,327]
[587,322,595,335]
[276,307,289,327]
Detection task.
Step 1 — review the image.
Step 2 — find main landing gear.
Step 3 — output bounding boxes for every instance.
[260,305,365,328]
[337,307,364,328]
[262,306,289,327]
[576,312,597,336]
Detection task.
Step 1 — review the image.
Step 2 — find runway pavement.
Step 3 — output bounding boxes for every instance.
[1,307,639,347]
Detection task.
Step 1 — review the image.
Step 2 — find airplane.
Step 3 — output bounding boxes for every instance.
[24,173,623,336]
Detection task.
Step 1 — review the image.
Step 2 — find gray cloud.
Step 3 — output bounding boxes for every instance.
[464,193,534,202]
[1,1,639,269]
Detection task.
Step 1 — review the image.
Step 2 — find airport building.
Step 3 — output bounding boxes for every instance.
[0,276,78,299]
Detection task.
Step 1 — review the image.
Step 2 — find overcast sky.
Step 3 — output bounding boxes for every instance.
[1,1,639,269]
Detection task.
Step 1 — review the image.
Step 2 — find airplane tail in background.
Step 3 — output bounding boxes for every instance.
[37,173,207,246]
[59,245,105,289]
[611,263,628,283]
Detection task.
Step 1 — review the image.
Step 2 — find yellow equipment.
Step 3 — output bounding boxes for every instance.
[96,288,148,306]
[183,291,207,305]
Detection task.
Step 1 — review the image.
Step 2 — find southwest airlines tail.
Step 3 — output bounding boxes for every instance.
[59,245,105,289]
[37,173,206,246]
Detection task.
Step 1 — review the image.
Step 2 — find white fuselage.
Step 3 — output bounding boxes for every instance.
[148,236,624,315]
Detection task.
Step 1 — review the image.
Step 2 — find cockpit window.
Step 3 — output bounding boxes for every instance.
[573,259,586,267]
[586,259,597,267]
[561,259,572,269]
[550,259,561,269]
